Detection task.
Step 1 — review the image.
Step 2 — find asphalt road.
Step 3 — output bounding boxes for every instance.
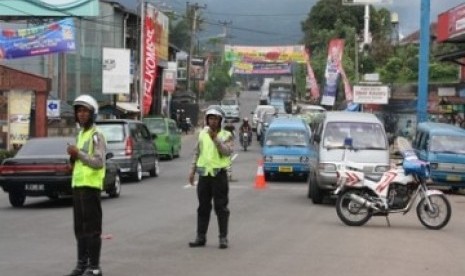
[1,91,465,276]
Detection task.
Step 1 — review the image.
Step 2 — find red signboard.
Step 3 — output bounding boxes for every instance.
[143,12,157,115]
[437,3,465,42]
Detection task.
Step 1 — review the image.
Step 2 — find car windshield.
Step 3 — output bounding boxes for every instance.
[16,138,72,156]
[265,130,307,147]
[143,119,166,134]
[430,135,465,154]
[221,99,237,105]
[323,122,387,149]
[97,124,125,142]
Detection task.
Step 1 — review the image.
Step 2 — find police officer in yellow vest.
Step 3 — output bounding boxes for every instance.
[65,95,106,276]
[188,105,234,249]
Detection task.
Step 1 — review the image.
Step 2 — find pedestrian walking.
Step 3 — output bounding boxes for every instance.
[65,95,106,276]
[188,105,234,249]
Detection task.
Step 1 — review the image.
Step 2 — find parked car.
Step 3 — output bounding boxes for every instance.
[0,137,121,207]
[220,98,240,122]
[413,122,465,189]
[143,117,182,160]
[262,117,314,181]
[96,119,159,182]
[309,111,390,204]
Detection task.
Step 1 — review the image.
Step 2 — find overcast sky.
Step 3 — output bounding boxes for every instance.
[119,0,465,45]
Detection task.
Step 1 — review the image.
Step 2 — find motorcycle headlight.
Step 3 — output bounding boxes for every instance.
[319,163,336,172]
[375,165,390,173]
[264,155,273,162]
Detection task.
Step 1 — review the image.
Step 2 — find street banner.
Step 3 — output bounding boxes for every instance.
[304,48,320,100]
[0,0,99,17]
[321,39,344,106]
[143,5,158,115]
[162,69,176,93]
[8,90,32,148]
[0,18,76,59]
[224,45,306,63]
[232,61,292,74]
[102,48,131,94]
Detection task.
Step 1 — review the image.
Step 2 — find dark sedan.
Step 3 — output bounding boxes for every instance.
[0,137,121,207]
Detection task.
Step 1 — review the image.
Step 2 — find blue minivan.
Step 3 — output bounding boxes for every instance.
[262,117,314,181]
[413,122,465,188]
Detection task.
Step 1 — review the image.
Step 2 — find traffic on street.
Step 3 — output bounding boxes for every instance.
[1,90,465,276]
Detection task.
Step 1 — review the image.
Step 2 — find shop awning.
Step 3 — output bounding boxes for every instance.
[116,102,139,113]
[436,49,465,66]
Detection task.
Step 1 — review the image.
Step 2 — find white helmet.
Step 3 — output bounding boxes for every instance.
[73,94,99,115]
[205,105,225,125]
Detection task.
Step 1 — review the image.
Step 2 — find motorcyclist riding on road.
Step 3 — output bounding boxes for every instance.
[239,117,252,144]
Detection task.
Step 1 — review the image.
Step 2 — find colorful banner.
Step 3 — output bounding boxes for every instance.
[224,45,306,63]
[147,4,169,62]
[232,61,292,74]
[8,90,32,148]
[143,7,158,115]
[0,18,76,59]
[321,39,344,106]
[0,0,99,17]
[304,48,320,100]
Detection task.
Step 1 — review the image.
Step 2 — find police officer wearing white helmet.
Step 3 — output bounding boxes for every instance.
[188,105,234,249]
[65,95,106,276]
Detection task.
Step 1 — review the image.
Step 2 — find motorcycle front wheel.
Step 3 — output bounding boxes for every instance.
[416,194,451,230]
[336,189,373,226]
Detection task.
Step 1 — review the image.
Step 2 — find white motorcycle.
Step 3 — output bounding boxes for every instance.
[334,137,451,230]
[240,131,250,151]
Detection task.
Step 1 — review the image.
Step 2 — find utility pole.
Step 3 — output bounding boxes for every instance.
[186,2,206,100]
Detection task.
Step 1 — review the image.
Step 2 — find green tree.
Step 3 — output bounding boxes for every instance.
[204,62,231,101]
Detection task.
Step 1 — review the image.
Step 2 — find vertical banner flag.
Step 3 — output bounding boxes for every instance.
[8,90,32,148]
[304,48,320,100]
[321,39,344,106]
[0,18,76,59]
[143,4,158,115]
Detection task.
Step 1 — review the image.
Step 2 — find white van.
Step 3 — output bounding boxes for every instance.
[308,111,390,204]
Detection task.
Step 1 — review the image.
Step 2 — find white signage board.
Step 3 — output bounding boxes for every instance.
[46,99,60,118]
[438,87,456,97]
[102,48,131,94]
[353,85,389,104]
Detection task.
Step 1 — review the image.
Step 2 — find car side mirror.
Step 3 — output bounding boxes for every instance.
[151,133,157,139]
[105,152,114,160]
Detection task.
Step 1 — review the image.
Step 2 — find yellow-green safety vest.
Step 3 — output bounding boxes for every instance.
[72,127,106,189]
[196,129,231,176]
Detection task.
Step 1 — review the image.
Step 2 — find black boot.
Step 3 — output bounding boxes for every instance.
[188,236,206,247]
[219,237,228,249]
[63,261,87,276]
[82,267,103,276]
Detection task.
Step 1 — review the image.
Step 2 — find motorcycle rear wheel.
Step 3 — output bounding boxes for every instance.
[416,194,451,230]
[336,189,373,226]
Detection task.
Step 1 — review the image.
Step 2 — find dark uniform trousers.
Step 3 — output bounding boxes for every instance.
[73,187,102,267]
[196,169,230,238]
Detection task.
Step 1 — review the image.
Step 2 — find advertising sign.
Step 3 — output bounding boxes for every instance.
[147,4,169,62]
[46,100,60,118]
[8,90,32,148]
[353,85,389,104]
[0,0,99,17]
[224,45,306,63]
[102,48,131,94]
[232,62,291,75]
[0,18,76,59]
[143,6,157,115]
[321,39,344,106]
[437,3,465,42]
[162,70,176,93]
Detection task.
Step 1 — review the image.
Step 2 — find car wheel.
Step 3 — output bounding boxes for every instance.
[131,161,143,182]
[167,148,174,160]
[309,177,324,204]
[174,146,180,158]
[107,174,121,198]
[9,192,26,207]
[149,157,160,177]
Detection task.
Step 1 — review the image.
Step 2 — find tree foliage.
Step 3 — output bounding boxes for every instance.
[301,0,460,86]
[204,62,231,101]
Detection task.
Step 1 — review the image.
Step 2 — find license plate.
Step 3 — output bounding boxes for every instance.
[25,184,44,191]
[279,166,293,173]
[446,175,461,182]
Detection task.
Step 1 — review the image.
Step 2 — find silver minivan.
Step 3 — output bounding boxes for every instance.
[308,111,390,204]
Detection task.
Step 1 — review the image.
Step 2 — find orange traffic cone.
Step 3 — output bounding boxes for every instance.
[254,159,267,189]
